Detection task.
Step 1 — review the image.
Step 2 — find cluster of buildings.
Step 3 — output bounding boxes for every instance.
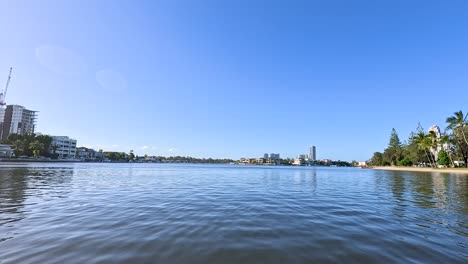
[0,104,42,158]
[293,146,317,165]
[239,153,281,165]
[0,103,331,167]
[76,147,103,161]
[0,104,89,161]
[239,146,320,166]
[0,103,161,162]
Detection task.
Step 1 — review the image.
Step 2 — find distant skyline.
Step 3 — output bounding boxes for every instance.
[1,0,467,161]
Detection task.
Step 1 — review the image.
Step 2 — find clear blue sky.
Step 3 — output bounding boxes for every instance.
[1,0,467,161]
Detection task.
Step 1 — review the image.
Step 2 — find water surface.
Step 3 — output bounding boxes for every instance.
[0,163,467,263]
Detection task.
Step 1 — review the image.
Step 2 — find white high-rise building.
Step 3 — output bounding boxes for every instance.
[50,136,77,159]
[0,105,37,140]
[309,146,316,161]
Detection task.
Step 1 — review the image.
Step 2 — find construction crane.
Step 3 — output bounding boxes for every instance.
[0,67,12,107]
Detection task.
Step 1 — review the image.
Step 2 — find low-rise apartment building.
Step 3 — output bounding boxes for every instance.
[50,136,77,159]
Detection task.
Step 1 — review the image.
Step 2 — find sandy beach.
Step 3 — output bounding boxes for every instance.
[372,166,468,174]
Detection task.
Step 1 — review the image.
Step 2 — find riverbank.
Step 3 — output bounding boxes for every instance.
[372,166,468,174]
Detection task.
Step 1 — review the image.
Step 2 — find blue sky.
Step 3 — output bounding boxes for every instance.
[1,0,467,161]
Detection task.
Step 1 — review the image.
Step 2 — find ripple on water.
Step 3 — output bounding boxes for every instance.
[0,164,467,264]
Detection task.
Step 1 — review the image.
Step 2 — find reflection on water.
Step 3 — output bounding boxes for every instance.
[385,170,468,241]
[0,163,466,263]
[0,168,29,229]
[0,165,74,243]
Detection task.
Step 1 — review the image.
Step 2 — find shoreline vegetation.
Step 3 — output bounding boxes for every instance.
[368,110,468,169]
[0,157,237,164]
[0,134,353,166]
[371,166,468,174]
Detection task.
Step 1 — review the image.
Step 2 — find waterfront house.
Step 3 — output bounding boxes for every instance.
[76,147,101,162]
[0,144,14,158]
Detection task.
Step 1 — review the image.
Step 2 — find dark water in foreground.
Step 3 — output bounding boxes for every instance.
[0,163,467,264]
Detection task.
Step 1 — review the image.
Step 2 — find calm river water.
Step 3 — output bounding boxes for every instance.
[0,163,466,263]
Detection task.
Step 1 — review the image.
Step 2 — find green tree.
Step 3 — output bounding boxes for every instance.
[129,150,135,161]
[446,110,468,145]
[405,131,426,165]
[12,140,26,157]
[437,150,450,167]
[452,138,468,168]
[439,134,455,167]
[369,152,384,166]
[388,128,401,148]
[412,131,435,167]
[427,130,440,163]
[4,133,55,158]
[384,128,403,166]
[398,158,412,166]
[29,140,45,158]
[446,111,468,167]
[35,135,52,157]
[104,152,121,161]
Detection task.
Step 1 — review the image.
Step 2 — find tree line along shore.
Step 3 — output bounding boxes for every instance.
[368,110,468,169]
[0,134,353,166]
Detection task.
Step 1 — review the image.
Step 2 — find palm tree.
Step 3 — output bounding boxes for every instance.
[446,110,468,145]
[427,130,440,160]
[439,134,455,167]
[29,140,45,158]
[12,140,25,157]
[129,150,135,161]
[425,133,437,167]
[413,131,434,167]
